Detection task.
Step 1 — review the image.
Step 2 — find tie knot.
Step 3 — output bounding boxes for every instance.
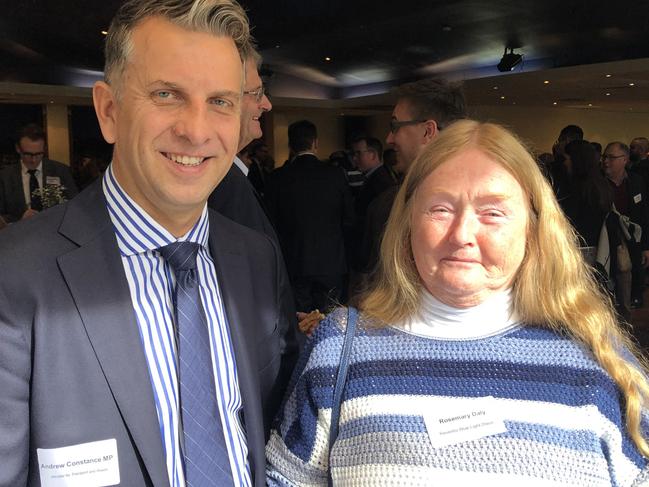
[158,241,201,272]
[28,169,38,176]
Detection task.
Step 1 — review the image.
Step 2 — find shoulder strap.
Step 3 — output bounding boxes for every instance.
[327,306,358,486]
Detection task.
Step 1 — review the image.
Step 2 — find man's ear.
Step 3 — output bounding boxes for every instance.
[93,81,118,144]
[422,119,439,143]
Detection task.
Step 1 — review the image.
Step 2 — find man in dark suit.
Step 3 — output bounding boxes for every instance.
[266,120,354,312]
[362,79,466,276]
[603,141,649,312]
[0,1,296,486]
[0,123,78,222]
[208,46,277,243]
[350,136,397,272]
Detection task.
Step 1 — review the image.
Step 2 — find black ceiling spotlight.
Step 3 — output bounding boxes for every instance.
[497,47,523,72]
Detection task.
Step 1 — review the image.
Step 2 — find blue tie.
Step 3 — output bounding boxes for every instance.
[158,241,233,487]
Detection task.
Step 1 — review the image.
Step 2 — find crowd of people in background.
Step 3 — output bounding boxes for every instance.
[3,99,649,339]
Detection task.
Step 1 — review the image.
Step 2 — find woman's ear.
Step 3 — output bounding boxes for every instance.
[93,81,118,144]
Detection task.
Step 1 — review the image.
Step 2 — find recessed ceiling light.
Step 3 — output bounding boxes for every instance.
[588,103,593,107]
[493,86,498,90]
[101,30,108,35]
[543,80,550,84]
[275,44,280,49]
[553,102,557,105]
[606,92,611,96]
[500,96,505,100]
[629,82,635,86]
[325,57,332,62]
[605,74,612,78]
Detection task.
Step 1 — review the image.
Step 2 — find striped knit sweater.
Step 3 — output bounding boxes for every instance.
[266,307,649,486]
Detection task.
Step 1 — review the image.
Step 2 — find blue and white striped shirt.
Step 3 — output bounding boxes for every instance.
[103,165,251,487]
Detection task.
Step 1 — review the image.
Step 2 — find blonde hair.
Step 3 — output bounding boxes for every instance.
[360,119,649,455]
[104,0,250,93]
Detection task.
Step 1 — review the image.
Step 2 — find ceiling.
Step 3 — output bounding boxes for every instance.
[1,0,649,110]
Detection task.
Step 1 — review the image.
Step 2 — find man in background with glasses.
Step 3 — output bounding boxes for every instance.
[0,123,77,223]
[603,141,649,312]
[208,45,276,242]
[386,78,466,175]
[359,79,466,281]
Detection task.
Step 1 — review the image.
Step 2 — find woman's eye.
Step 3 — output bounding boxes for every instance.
[483,210,506,218]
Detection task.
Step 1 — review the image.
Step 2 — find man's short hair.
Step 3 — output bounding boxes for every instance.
[288,120,317,153]
[243,40,262,68]
[104,0,250,92]
[16,123,46,144]
[393,78,466,130]
[353,136,383,159]
[558,125,584,143]
[605,141,630,157]
[631,137,649,152]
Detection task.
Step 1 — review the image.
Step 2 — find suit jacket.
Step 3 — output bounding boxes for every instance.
[0,179,297,486]
[208,160,278,245]
[0,159,78,222]
[265,153,354,278]
[362,184,400,273]
[352,164,397,270]
[355,164,397,222]
[208,161,304,347]
[247,159,266,197]
[613,172,649,251]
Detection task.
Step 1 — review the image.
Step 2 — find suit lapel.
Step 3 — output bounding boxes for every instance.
[207,212,265,481]
[57,182,170,487]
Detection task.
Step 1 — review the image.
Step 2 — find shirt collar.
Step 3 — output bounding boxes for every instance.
[363,164,383,177]
[102,163,209,257]
[233,156,249,176]
[22,161,43,175]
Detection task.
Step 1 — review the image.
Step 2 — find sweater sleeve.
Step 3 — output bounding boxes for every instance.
[266,308,347,486]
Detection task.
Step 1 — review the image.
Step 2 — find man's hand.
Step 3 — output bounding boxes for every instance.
[21,208,39,220]
[297,310,325,337]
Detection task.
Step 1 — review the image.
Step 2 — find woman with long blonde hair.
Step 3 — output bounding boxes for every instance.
[266,120,649,486]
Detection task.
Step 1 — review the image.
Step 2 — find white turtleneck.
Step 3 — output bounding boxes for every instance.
[396,289,520,340]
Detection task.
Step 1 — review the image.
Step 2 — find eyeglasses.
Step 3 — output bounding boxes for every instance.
[20,151,44,160]
[243,85,266,103]
[602,154,626,161]
[389,119,429,134]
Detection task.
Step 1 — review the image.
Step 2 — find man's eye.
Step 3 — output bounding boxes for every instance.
[210,98,231,107]
[154,91,174,100]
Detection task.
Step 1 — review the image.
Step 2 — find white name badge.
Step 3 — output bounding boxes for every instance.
[634,193,642,204]
[37,439,119,487]
[423,396,507,448]
[46,176,61,186]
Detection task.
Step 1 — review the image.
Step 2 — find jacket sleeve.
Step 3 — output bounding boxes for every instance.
[0,278,31,486]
